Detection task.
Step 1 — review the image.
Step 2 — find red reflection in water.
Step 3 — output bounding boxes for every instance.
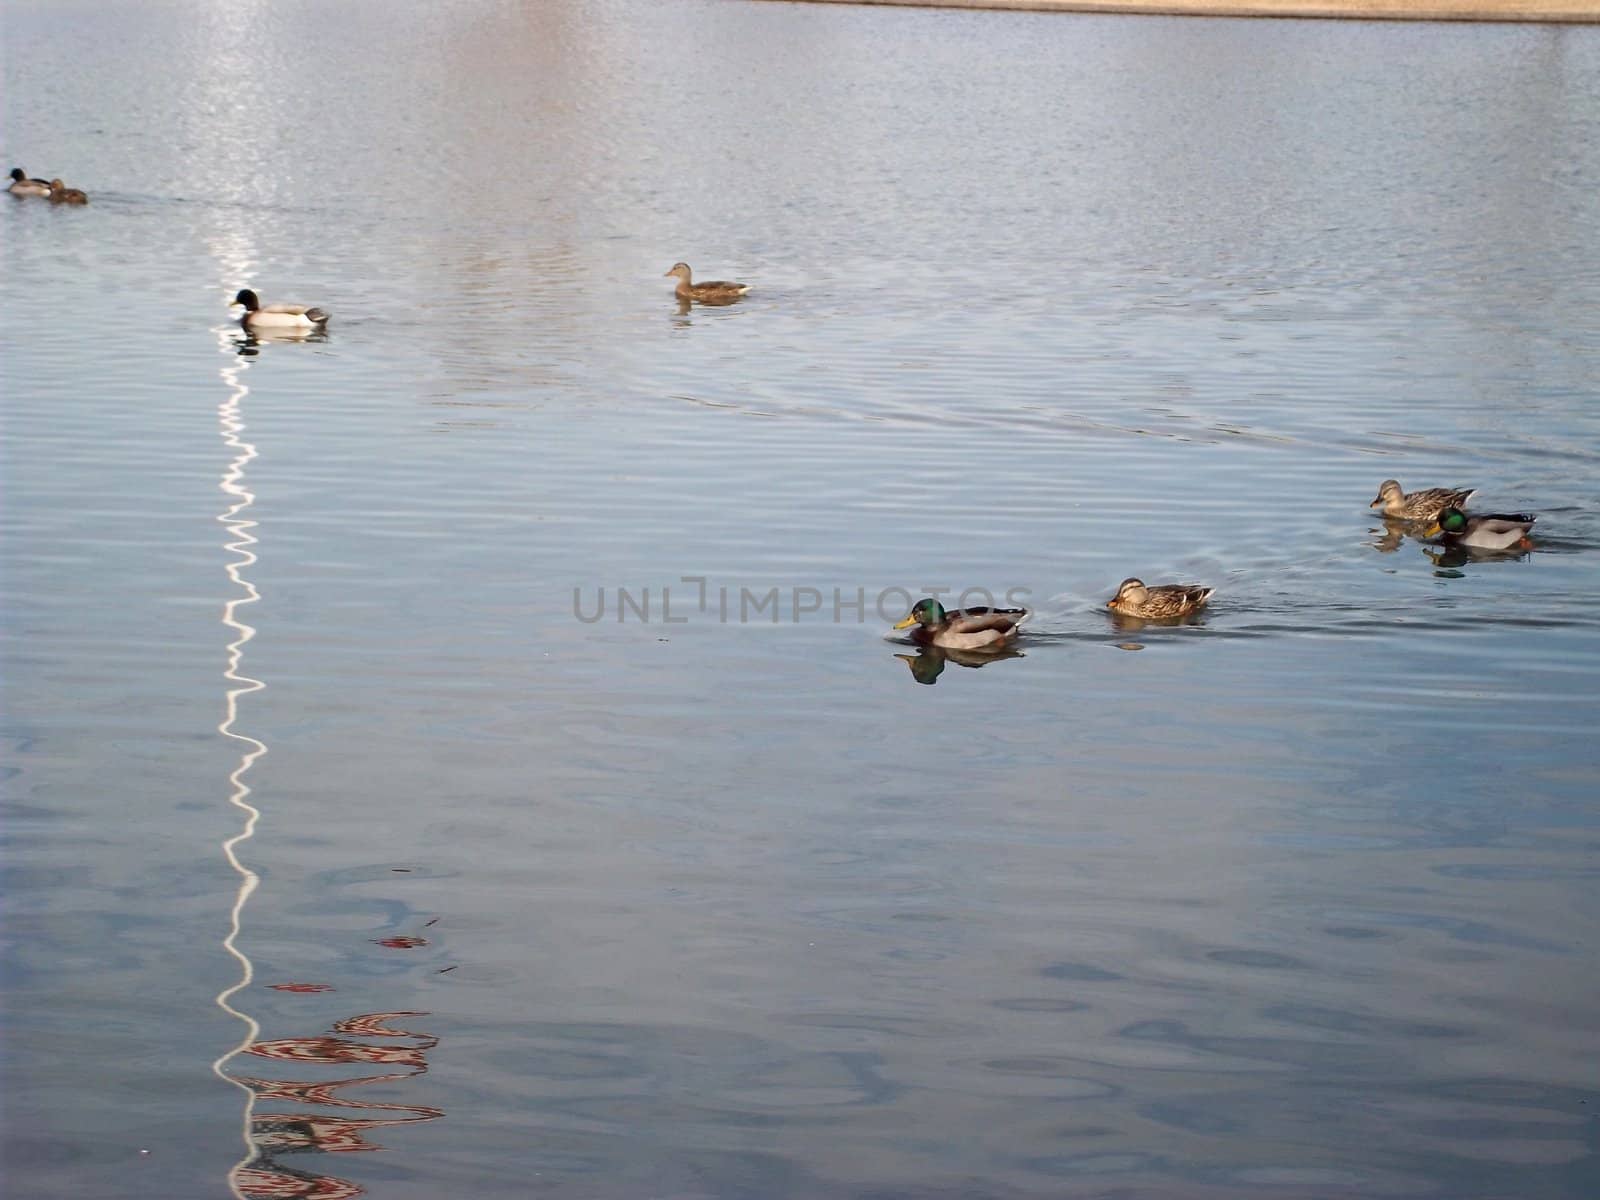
[253,1112,437,1154]
[333,1012,433,1040]
[269,983,333,993]
[373,936,427,949]
[229,1010,441,1199]
[248,1036,431,1069]
[234,1166,364,1199]
[239,1071,442,1119]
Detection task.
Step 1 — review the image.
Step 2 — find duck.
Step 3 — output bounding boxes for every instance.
[892,598,1029,651]
[664,262,750,303]
[47,179,88,205]
[1422,506,1536,551]
[230,288,330,330]
[1369,479,1477,522]
[1106,578,1213,619]
[8,168,52,197]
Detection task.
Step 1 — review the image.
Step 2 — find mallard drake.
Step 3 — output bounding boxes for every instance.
[892,598,1028,651]
[664,262,750,303]
[1370,479,1476,522]
[1422,506,1536,550]
[230,288,330,330]
[8,168,52,197]
[47,179,88,205]
[1106,578,1213,619]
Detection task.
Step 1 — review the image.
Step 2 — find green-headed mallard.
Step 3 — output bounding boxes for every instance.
[1370,479,1476,522]
[892,598,1028,651]
[1422,506,1536,551]
[231,288,330,331]
[665,262,750,303]
[1106,578,1213,619]
[47,179,87,205]
[8,167,52,197]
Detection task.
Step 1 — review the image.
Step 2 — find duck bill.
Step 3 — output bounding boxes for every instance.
[1421,522,1442,538]
[1105,598,1119,610]
[1368,496,1383,508]
[892,615,918,630]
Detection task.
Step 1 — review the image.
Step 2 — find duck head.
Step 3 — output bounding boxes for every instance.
[1370,479,1403,509]
[1106,578,1148,610]
[894,598,947,630]
[1422,507,1469,539]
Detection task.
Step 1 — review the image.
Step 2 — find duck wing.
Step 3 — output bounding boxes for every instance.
[1407,486,1477,517]
[259,303,329,323]
[1145,585,1212,615]
[946,607,1029,635]
[1468,513,1537,533]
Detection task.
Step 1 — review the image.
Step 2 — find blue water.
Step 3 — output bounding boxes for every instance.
[3,2,1598,1196]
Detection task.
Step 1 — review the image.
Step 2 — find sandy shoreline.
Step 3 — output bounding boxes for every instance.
[763,0,1600,22]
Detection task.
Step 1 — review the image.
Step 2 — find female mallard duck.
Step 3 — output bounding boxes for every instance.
[1370,479,1476,522]
[1106,578,1213,619]
[8,168,52,197]
[230,288,330,330]
[892,598,1028,651]
[1422,506,1536,551]
[664,262,750,303]
[47,179,88,205]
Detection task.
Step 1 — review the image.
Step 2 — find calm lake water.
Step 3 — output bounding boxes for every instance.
[4,1,1599,1197]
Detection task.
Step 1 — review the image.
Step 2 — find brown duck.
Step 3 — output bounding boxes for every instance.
[665,262,750,303]
[1106,578,1213,619]
[1369,479,1476,522]
[47,179,88,205]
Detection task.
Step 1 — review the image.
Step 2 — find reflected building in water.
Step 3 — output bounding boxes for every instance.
[230,1010,443,1199]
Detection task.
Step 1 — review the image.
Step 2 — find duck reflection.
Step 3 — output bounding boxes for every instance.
[894,644,1024,685]
[1369,518,1413,554]
[228,327,330,359]
[230,1011,442,1199]
[1106,608,1209,637]
[671,293,746,326]
[1424,542,1531,571]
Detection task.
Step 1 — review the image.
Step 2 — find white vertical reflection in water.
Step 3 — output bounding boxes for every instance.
[209,318,265,1199]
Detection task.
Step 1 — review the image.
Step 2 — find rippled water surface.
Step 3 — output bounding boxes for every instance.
[4,2,1600,1196]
